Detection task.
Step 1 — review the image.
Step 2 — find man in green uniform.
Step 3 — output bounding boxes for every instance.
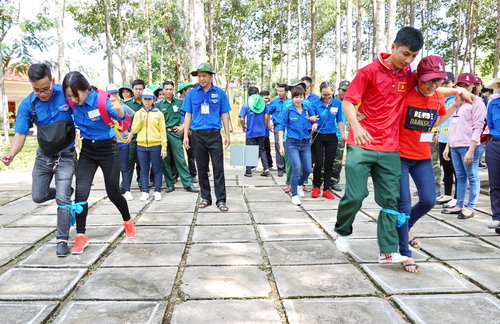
[157,80,199,193]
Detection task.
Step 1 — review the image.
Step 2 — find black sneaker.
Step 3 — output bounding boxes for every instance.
[57,241,70,257]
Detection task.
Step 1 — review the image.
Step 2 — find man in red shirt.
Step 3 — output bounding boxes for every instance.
[334,27,423,263]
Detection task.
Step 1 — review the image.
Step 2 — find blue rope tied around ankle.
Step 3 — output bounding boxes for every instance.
[381,208,410,228]
[58,201,87,226]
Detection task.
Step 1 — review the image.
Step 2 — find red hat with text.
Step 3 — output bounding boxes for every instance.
[417,56,447,82]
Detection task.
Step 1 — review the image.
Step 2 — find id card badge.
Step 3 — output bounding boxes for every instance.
[173,105,179,113]
[330,107,338,114]
[420,132,433,142]
[88,109,100,119]
[201,102,210,114]
[451,116,459,124]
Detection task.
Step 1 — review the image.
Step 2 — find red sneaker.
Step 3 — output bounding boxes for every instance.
[123,219,136,238]
[311,187,321,198]
[322,190,335,199]
[71,234,89,254]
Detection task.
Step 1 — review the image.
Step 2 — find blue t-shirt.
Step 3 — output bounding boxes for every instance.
[72,89,126,140]
[278,104,315,140]
[307,92,320,103]
[283,98,312,130]
[438,95,456,143]
[487,97,500,139]
[238,103,269,138]
[183,84,232,131]
[312,98,343,134]
[268,97,286,125]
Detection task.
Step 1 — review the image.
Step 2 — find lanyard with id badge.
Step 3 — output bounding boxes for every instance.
[201,101,210,114]
[404,89,439,142]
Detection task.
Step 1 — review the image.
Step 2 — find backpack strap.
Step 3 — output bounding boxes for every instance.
[96,90,113,126]
[29,93,37,127]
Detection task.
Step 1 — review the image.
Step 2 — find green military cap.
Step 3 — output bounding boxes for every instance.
[248,94,265,114]
[118,85,133,100]
[289,79,306,90]
[177,82,194,93]
[191,63,215,76]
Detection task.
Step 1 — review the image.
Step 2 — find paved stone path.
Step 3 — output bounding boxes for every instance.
[0,167,499,323]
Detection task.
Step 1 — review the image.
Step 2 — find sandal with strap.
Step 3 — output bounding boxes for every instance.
[402,263,421,273]
[198,199,211,208]
[217,203,229,212]
[409,237,421,249]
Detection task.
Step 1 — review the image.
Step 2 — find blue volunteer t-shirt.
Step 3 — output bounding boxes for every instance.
[268,97,286,125]
[238,103,269,138]
[183,84,232,131]
[279,104,315,140]
[312,98,343,134]
[72,89,126,140]
[438,95,456,143]
[487,97,500,139]
[307,92,320,103]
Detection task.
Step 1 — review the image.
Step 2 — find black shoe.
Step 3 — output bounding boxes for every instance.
[261,171,270,176]
[277,170,284,177]
[457,211,475,219]
[185,185,199,193]
[57,241,70,257]
[244,173,252,177]
[479,162,487,169]
[442,208,462,214]
[192,176,198,183]
[165,186,175,193]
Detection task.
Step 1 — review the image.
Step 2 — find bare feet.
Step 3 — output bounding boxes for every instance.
[402,258,421,273]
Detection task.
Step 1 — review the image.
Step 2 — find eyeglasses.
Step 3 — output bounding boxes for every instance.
[422,78,444,86]
[33,82,53,95]
[322,94,333,98]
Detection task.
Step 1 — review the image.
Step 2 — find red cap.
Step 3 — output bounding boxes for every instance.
[475,76,483,84]
[417,56,447,82]
[456,73,475,85]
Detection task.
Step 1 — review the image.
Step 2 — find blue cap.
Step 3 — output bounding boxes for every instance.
[142,88,155,99]
[106,84,119,94]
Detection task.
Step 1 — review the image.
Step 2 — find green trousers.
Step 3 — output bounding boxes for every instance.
[334,145,401,253]
[122,137,141,189]
[161,131,193,188]
[331,138,345,185]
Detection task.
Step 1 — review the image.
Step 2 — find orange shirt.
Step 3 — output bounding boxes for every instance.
[399,88,446,160]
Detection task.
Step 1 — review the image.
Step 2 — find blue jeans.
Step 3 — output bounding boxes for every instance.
[137,145,162,193]
[451,146,482,209]
[32,148,76,242]
[285,138,312,196]
[118,144,131,192]
[397,158,436,257]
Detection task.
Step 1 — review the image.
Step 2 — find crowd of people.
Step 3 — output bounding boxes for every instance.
[1,26,500,273]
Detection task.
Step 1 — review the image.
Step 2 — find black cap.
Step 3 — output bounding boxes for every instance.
[339,81,350,90]
[445,72,455,83]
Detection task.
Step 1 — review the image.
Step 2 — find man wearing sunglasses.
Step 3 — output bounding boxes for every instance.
[1,63,76,258]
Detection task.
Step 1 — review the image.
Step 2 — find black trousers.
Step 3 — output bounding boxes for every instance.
[439,142,456,197]
[75,138,130,234]
[187,135,197,177]
[191,130,226,204]
[245,136,269,174]
[486,140,500,221]
[312,133,338,190]
[264,136,273,168]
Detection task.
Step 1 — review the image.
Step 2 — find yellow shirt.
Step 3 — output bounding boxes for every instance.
[131,107,167,151]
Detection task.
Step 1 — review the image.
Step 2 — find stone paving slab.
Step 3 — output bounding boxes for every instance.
[180,266,271,298]
[392,293,500,324]
[0,227,54,244]
[145,203,196,213]
[482,235,500,248]
[284,297,406,324]
[273,264,376,297]
[0,214,25,227]
[244,187,291,202]
[186,243,263,265]
[191,225,257,242]
[309,210,371,223]
[20,243,109,268]
[362,263,482,294]
[196,212,252,225]
[300,199,340,210]
[122,226,189,243]
[420,237,500,260]
[410,220,467,237]
[54,301,167,324]
[136,212,194,226]
[264,240,348,265]
[171,300,281,324]
[0,201,39,215]
[442,215,494,236]
[7,214,58,227]
[197,198,249,213]
[252,210,313,224]
[150,191,199,203]
[48,226,123,244]
[0,301,59,324]
[0,268,86,300]
[321,221,377,238]
[74,267,177,300]
[85,214,130,226]
[258,224,327,241]
[348,238,430,263]
[447,259,500,293]
[96,201,144,214]
[248,201,301,212]
[101,243,185,267]
[0,244,31,266]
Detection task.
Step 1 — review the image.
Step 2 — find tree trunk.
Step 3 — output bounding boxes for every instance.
[335,0,341,85]
[104,0,114,83]
[165,25,186,82]
[269,31,274,91]
[117,0,127,84]
[55,0,65,82]
[410,0,416,27]
[261,32,265,87]
[280,25,283,81]
[207,0,214,66]
[297,0,301,78]
[374,0,385,57]
[495,0,500,77]
[345,0,353,80]
[310,0,316,88]
[461,0,474,74]
[386,0,396,51]
[356,0,362,71]
[372,0,377,60]
[286,1,291,83]
[190,0,207,82]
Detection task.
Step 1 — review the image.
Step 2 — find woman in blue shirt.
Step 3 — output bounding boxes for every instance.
[278,86,319,205]
[63,71,136,255]
[486,97,500,230]
[311,82,345,199]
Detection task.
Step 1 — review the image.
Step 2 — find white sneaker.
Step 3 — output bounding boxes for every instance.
[379,252,409,264]
[153,192,162,201]
[291,195,301,205]
[297,185,304,197]
[140,192,150,201]
[335,234,350,252]
[124,191,134,201]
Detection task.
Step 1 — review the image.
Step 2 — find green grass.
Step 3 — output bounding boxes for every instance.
[0,136,38,171]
